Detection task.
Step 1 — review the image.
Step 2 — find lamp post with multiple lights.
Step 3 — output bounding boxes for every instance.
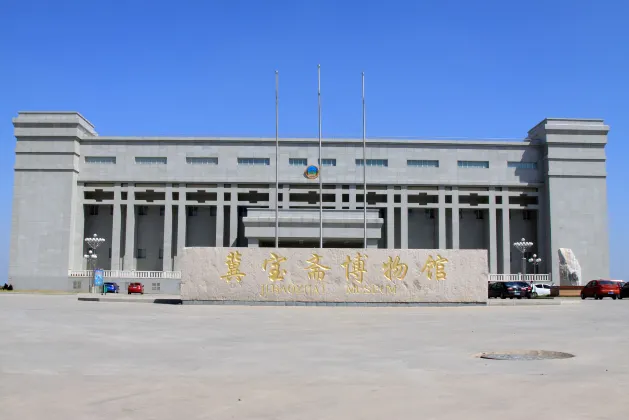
[528,254,542,275]
[84,234,105,293]
[513,237,534,276]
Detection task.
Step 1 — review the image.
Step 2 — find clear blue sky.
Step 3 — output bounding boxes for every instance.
[1,0,627,280]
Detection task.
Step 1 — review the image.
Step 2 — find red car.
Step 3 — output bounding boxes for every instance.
[128,282,144,295]
[581,280,621,300]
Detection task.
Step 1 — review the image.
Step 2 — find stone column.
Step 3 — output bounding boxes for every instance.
[177,187,186,264]
[73,183,85,270]
[282,184,289,209]
[400,186,408,249]
[229,187,238,246]
[123,185,136,271]
[451,187,460,249]
[438,186,446,249]
[111,184,122,270]
[335,186,343,210]
[349,185,357,210]
[488,188,497,274]
[162,185,173,271]
[536,188,546,275]
[501,190,511,274]
[386,186,395,249]
[215,185,224,247]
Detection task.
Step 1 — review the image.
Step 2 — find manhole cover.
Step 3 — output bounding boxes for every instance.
[477,350,575,360]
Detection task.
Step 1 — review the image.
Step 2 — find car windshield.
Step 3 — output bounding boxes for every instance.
[505,282,527,287]
[598,281,617,285]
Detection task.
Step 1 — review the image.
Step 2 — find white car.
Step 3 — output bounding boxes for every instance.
[532,283,553,297]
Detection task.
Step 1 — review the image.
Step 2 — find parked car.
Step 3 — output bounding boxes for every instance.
[488,282,529,299]
[581,280,621,300]
[619,282,629,299]
[128,282,144,295]
[532,283,553,297]
[104,282,120,294]
[513,281,534,298]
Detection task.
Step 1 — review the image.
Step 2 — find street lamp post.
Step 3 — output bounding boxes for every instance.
[528,254,542,275]
[513,237,534,277]
[84,234,105,293]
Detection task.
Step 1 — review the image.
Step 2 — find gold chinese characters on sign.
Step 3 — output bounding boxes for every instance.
[220,251,246,283]
[382,256,408,281]
[420,254,449,280]
[304,253,330,281]
[342,252,368,284]
[262,252,288,282]
[217,250,449,289]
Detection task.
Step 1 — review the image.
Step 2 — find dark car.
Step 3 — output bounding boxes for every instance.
[104,282,120,294]
[488,282,529,299]
[619,282,629,299]
[581,280,620,300]
[512,281,534,298]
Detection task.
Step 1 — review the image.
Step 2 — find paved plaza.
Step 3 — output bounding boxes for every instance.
[1,295,628,420]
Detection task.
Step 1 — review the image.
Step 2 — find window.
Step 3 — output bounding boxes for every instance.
[458,160,489,169]
[425,209,435,219]
[408,160,439,168]
[474,210,484,220]
[88,205,99,216]
[238,158,270,166]
[186,157,218,165]
[187,206,198,217]
[108,248,112,258]
[355,159,388,167]
[138,206,149,216]
[135,157,167,165]
[508,161,537,170]
[522,210,533,220]
[289,158,307,166]
[152,282,161,291]
[85,156,116,164]
[137,249,147,259]
[319,159,337,167]
[159,248,163,259]
[72,280,82,290]
[160,206,165,216]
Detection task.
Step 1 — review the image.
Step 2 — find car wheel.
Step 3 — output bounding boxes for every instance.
[593,293,598,300]
[581,293,585,300]
[612,295,617,300]
[501,293,506,299]
[619,295,623,300]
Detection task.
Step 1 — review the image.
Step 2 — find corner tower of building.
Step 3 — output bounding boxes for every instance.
[529,118,609,284]
[10,112,95,289]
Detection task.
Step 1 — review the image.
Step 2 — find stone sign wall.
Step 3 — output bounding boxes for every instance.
[180,248,488,304]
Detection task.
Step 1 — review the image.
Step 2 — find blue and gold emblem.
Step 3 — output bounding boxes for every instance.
[304,165,319,180]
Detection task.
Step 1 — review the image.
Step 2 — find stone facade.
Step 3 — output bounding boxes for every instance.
[8,112,610,291]
[180,247,488,303]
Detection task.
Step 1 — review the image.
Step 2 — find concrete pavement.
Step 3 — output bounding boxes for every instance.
[1,294,628,420]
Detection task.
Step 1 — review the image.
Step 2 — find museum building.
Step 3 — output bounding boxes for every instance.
[9,112,609,292]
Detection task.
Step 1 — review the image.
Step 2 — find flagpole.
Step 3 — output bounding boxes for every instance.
[275,70,279,248]
[362,72,367,249]
[318,64,323,249]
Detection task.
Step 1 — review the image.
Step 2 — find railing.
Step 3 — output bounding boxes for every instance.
[489,273,552,283]
[68,270,182,279]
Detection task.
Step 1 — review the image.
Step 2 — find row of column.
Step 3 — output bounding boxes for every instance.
[382,186,538,274]
[101,184,539,274]
[109,185,240,271]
